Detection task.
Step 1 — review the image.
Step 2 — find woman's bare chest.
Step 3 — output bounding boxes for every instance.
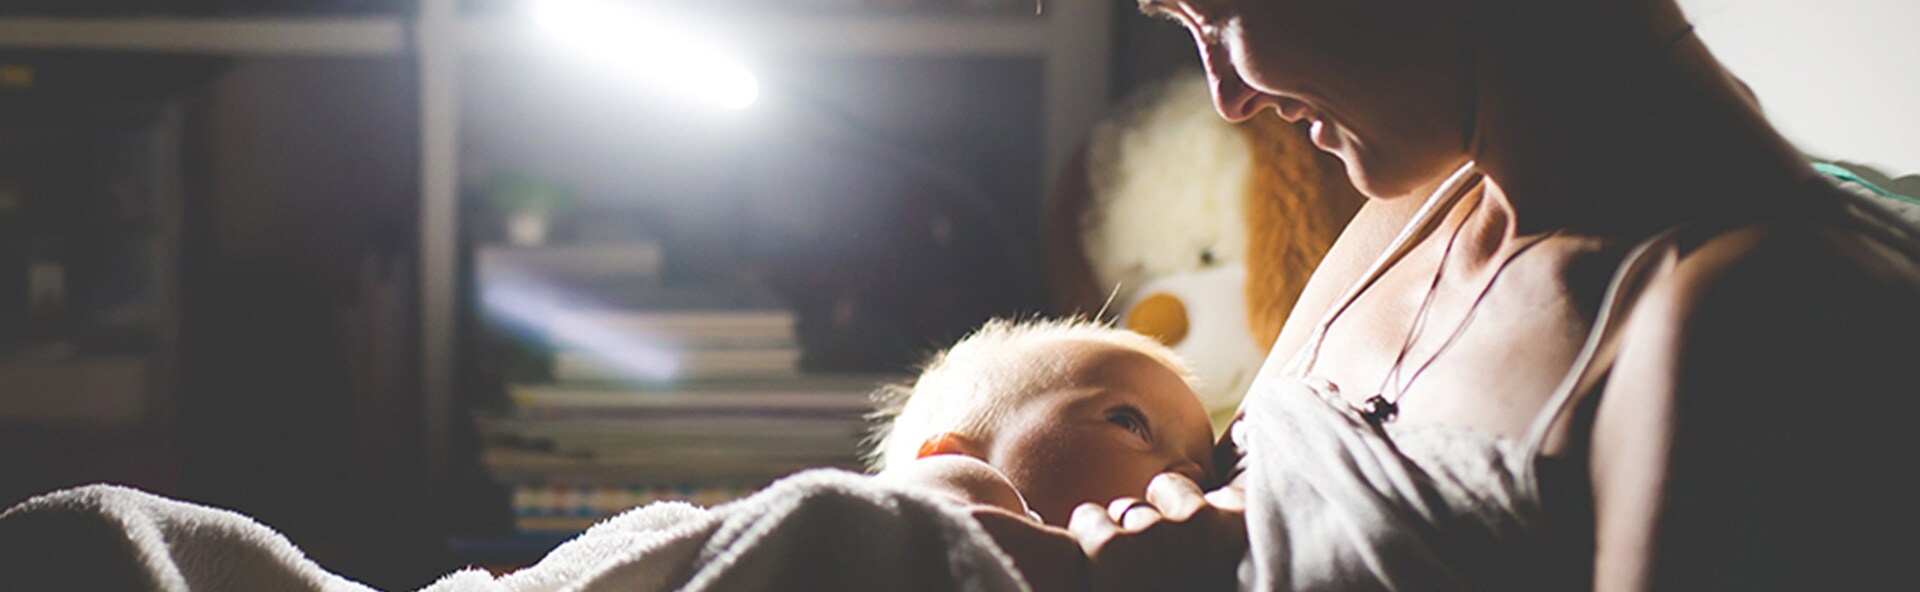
[1303,243,1615,440]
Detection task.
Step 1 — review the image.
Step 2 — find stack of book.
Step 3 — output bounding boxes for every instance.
[541,285,803,384]
[473,246,894,534]
[479,376,893,533]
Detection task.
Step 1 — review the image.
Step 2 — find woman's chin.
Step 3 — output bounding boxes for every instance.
[1343,155,1459,202]
[1341,160,1403,201]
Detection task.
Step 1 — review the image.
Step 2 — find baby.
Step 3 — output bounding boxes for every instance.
[866,318,1219,589]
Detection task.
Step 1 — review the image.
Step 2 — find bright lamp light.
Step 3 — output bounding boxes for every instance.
[533,0,760,110]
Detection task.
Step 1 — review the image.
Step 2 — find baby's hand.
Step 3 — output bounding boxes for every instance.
[1069,472,1247,592]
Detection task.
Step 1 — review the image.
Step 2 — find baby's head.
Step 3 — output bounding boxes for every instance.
[867,318,1217,525]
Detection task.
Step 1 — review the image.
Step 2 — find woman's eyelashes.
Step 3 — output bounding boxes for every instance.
[1107,405,1154,442]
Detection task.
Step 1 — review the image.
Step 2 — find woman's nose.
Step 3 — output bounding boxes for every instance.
[1201,42,1262,122]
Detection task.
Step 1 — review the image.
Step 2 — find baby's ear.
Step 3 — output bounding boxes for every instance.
[917,432,984,459]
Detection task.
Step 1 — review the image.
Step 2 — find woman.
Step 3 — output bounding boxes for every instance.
[1068,0,1920,590]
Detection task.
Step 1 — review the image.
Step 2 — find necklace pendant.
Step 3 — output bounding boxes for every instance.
[1360,395,1398,425]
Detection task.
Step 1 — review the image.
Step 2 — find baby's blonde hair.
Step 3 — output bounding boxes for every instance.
[864,317,1196,472]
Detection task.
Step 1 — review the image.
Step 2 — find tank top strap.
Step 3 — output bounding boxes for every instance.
[1517,224,1685,463]
[1516,173,1874,460]
[1290,162,1488,377]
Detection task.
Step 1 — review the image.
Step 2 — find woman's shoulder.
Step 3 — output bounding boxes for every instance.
[1589,185,1920,479]
[1617,189,1920,378]
[1651,189,1920,319]
[1587,193,1920,592]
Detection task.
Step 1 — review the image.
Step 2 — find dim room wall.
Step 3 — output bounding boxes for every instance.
[1681,0,1920,178]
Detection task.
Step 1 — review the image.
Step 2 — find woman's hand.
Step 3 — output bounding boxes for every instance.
[969,506,1088,592]
[1067,472,1248,592]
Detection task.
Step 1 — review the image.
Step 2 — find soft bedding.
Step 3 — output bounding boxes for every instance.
[0,469,1028,592]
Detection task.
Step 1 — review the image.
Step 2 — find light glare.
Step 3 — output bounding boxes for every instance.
[483,277,683,382]
[534,0,759,110]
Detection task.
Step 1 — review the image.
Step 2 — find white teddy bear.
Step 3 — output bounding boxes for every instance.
[1047,71,1364,432]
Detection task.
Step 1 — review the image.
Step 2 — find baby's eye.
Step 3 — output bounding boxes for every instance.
[1107,406,1152,441]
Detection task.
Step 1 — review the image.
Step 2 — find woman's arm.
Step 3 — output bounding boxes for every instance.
[1068,473,1247,592]
[1589,225,1919,590]
[875,456,1088,591]
[971,506,1089,592]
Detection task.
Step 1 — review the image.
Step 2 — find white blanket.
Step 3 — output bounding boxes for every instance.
[0,469,1029,592]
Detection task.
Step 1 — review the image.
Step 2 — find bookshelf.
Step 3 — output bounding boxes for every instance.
[454,13,1051,57]
[1,0,1112,561]
[0,88,188,507]
[3,12,1051,56]
[0,17,408,55]
[421,0,1112,529]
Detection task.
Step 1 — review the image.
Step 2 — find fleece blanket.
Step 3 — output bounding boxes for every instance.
[0,469,1028,592]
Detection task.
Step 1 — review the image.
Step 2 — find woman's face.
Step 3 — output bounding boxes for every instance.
[1146,0,1472,198]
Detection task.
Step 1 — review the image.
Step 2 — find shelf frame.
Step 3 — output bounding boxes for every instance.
[0,13,1051,58]
[456,13,1049,58]
[0,16,408,56]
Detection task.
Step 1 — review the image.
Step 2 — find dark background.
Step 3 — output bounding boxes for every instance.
[0,2,1198,588]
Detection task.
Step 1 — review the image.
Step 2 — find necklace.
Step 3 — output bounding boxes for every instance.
[1358,193,1560,426]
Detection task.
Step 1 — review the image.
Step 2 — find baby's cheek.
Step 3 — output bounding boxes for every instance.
[1009,459,1124,524]
[1077,455,1163,504]
[1117,457,1172,497]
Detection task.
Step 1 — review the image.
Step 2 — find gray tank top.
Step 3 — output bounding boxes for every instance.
[1233,165,1681,591]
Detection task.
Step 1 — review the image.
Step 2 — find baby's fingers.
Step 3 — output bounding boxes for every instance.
[1106,497,1142,522]
[1069,502,1118,555]
[1145,472,1208,521]
[1204,484,1246,512]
